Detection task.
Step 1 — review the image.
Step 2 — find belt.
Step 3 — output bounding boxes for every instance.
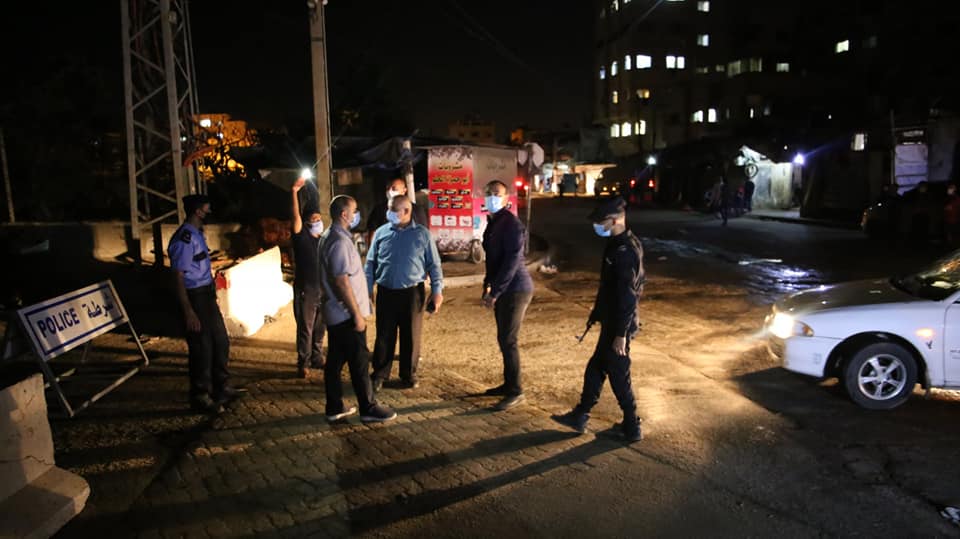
[186,283,215,295]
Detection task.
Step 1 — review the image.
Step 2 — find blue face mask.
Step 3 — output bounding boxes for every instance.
[593,223,612,237]
[308,221,324,236]
[349,212,361,230]
[485,195,504,214]
[386,210,401,225]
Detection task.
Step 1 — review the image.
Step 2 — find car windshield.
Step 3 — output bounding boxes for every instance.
[891,250,960,301]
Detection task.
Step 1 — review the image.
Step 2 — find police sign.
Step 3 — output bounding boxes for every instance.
[17,281,128,361]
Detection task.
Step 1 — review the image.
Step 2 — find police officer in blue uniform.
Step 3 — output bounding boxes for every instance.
[552,197,645,442]
[168,194,240,413]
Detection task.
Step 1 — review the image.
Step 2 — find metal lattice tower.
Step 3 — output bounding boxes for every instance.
[121,0,200,261]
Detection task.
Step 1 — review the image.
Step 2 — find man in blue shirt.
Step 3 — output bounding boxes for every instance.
[168,195,240,414]
[319,195,397,423]
[481,180,534,411]
[366,195,443,391]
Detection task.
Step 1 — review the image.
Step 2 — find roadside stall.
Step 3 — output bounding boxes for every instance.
[424,145,519,263]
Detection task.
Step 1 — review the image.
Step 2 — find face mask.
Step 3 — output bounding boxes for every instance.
[386,210,401,225]
[349,212,361,230]
[308,221,324,235]
[593,223,612,237]
[485,195,504,214]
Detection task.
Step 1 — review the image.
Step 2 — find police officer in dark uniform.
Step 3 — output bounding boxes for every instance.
[168,194,241,413]
[552,197,645,442]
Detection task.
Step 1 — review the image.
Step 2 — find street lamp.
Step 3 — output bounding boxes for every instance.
[647,155,657,166]
[792,153,805,166]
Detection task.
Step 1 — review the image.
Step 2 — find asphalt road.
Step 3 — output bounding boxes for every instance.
[518,196,960,535]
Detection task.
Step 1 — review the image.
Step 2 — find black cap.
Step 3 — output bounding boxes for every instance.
[587,196,626,221]
[182,194,210,214]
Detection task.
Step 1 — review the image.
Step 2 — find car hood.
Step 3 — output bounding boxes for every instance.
[778,279,918,314]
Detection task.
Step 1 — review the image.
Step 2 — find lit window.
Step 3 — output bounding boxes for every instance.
[624,0,631,3]
[695,66,709,74]
[199,118,212,128]
[725,108,731,119]
[691,110,704,123]
[715,64,725,72]
[763,105,771,116]
[864,36,878,49]
[637,120,647,135]
[600,66,606,80]
[622,122,632,137]
[636,54,652,69]
[697,0,710,11]
[776,62,790,73]
[611,0,619,12]
[611,60,618,77]
[666,55,685,69]
[707,108,717,123]
[749,58,762,72]
[610,124,620,138]
[728,60,743,77]
[624,54,632,70]
[749,107,755,119]
[612,91,619,104]
[835,39,850,53]
[636,88,651,99]
[697,34,710,47]
[852,133,867,151]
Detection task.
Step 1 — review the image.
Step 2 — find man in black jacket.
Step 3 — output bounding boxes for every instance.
[552,197,645,442]
[481,180,534,411]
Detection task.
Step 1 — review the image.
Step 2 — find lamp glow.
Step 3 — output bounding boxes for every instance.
[793,153,805,166]
[647,155,657,166]
[301,167,313,180]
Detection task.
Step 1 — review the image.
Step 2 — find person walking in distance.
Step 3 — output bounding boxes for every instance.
[481,180,534,411]
[366,195,443,391]
[291,177,326,379]
[319,195,397,423]
[552,197,645,443]
[168,194,243,414]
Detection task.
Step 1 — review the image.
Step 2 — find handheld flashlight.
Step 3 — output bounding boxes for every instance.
[301,167,314,180]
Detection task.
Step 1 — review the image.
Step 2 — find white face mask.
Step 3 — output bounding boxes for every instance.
[308,221,324,236]
[349,212,361,230]
[386,210,401,225]
[593,223,612,237]
[485,194,504,214]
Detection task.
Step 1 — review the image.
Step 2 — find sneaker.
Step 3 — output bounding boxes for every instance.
[214,386,247,406]
[493,393,525,411]
[483,384,508,396]
[398,378,419,389]
[190,394,223,414]
[551,410,589,434]
[621,418,643,443]
[360,403,397,423]
[325,405,357,422]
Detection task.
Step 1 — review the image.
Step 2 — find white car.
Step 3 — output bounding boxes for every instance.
[765,251,960,409]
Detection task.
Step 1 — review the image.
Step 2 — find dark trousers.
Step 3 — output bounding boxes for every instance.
[494,291,533,396]
[372,283,425,383]
[185,285,230,399]
[324,319,376,415]
[575,325,637,419]
[294,286,325,369]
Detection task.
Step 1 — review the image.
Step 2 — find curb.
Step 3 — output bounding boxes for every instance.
[744,213,860,230]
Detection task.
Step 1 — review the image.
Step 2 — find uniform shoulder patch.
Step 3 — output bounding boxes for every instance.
[179,230,192,243]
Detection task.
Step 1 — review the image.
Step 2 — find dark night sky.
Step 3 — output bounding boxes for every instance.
[2,1,594,140]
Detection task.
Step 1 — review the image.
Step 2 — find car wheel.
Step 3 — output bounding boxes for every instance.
[842,342,917,410]
[468,239,484,264]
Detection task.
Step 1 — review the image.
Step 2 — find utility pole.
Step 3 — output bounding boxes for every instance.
[308,1,333,220]
[0,128,14,223]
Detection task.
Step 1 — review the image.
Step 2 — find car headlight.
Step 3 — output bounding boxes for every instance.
[768,312,814,339]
